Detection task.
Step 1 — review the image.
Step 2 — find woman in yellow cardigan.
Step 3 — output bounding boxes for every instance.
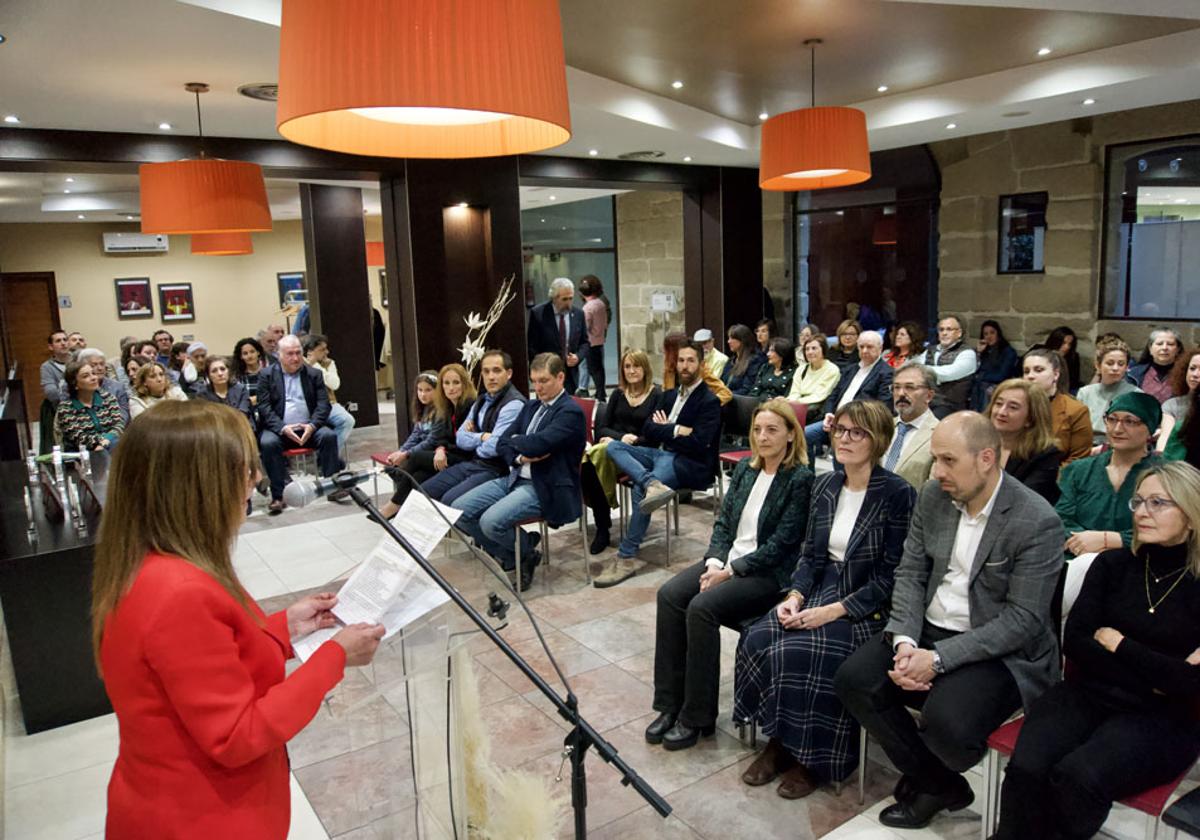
[788,333,841,416]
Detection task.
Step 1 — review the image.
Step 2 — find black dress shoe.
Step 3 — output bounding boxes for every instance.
[517,550,542,592]
[589,527,610,555]
[644,713,677,744]
[662,721,716,751]
[879,784,974,829]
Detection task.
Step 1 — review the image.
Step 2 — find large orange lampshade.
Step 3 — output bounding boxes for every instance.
[366,241,385,266]
[276,0,572,158]
[192,232,254,256]
[759,107,872,191]
[140,159,273,234]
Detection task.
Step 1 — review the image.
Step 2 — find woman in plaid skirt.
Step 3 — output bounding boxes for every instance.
[734,399,916,798]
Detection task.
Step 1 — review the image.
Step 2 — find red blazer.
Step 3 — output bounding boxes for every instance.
[101,553,345,839]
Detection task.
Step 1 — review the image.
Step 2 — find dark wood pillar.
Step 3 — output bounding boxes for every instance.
[298,184,379,428]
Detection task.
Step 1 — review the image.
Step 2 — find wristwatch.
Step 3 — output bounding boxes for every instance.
[931,651,945,675]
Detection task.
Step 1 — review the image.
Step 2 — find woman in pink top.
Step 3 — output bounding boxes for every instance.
[579,274,610,402]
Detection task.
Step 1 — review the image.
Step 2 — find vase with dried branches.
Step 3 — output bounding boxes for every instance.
[459,274,517,377]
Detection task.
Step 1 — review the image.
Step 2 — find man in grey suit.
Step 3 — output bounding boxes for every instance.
[834,412,1063,830]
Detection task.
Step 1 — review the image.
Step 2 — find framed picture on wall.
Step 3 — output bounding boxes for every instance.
[158,283,195,322]
[997,192,1048,274]
[378,269,388,307]
[114,277,153,319]
[277,271,306,308]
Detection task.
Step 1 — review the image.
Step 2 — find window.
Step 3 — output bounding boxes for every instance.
[997,192,1047,274]
[1101,136,1200,320]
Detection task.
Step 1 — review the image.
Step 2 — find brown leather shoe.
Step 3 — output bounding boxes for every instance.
[741,737,795,786]
[776,762,818,799]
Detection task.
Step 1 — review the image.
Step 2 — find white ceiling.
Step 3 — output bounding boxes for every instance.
[0,0,1198,200]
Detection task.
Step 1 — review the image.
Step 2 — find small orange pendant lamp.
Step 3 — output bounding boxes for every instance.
[192,231,254,255]
[276,0,572,158]
[760,40,871,191]
[366,241,385,266]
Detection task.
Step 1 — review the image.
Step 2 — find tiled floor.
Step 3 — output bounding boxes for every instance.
[4,410,1194,837]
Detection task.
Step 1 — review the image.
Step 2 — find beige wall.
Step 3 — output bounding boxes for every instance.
[929,98,1200,380]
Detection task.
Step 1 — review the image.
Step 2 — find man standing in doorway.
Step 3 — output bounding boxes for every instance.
[527,277,586,395]
[39,330,72,453]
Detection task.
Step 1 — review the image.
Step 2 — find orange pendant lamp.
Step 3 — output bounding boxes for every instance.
[141,84,273,235]
[192,231,254,255]
[276,0,572,158]
[760,40,871,191]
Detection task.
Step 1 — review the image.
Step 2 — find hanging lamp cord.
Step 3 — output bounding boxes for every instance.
[810,44,816,108]
[193,89,206,159]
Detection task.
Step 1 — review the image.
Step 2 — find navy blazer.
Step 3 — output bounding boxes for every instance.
[256,364,332,435]
[640,383,722,490]
[791,467,915,622]
[820,358,894,415]
[528,302,586,359]
[497,391,587,527]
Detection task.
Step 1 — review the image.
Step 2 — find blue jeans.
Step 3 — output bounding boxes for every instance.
[804,419,828,457]
[605,441,678,558]
[421,460,499,505]
[328,403,356,455]
[451,476,541,570]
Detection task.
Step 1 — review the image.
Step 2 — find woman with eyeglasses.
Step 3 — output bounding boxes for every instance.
[992,461,1200,840]
[734,399,915,799]
[1056,392,1164,613]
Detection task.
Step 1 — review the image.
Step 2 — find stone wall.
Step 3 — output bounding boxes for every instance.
[615,190,685,380]
[930,99,1200,380]
[763,191,792,335]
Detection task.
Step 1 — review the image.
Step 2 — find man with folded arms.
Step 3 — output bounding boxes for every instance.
[595,340,722,588]
[834,412,1063,829]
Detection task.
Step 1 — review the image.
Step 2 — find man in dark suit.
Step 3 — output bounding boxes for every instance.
[451,352,586,591]
[834,412,1064,829]
[257,335,342,514]
[527,277,586,394]
[805,330,893,458]
[597,339,722,587]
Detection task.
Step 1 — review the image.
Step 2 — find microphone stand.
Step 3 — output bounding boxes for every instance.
[336,473,671,838]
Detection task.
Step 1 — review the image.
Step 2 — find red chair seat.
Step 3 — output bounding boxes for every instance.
[370,451,391,467]
[719,449,751,465]
[985,717,1024,754]
[282,447,315,457]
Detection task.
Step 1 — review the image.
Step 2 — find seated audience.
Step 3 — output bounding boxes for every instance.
[993,461,1200,840]
[884,321,925,369]
[257,335,342,514]
[722,324,766,396]
[598,340,722,588]
[63,348,130,425]
[834,412,1064,829]
[129,362,188,419]
[884,362,940,488]
[55,359,125,452]
[188,342,209,390]
[970,319,1020,411]
[39,330,73,453]
[195,356,253,428]
[380,365,476,518]
[647,400,814,752]
[1023,348,1092,464]
[1163,388,1200,464]
[233,337,268,406]
[421,350,526,506]
[123,356,143,387]
[115,339,139,388]
[787,332,841,415]
[1077,339,1140,443]
[1159,345,1200,450]
[829,319,862,374]
[452,353,586,591]
[152,329,173,366]
[664,332,731,405]
[987,379,1063,504]
[260,324,285,365]
[133,340,159,367]
[918,314,977,418]
[735,400,914,797]
[795,323,817,354]
[303,334,356,456]
[66,331,86,353]
[694,328,729,381]
[755,318,776,356]
[748,337,797,401]
[168,341,198,394]
[584,350,661,556]
[804,330,892,459]
[1128,327,1184,403]
[1042,326,1082,394]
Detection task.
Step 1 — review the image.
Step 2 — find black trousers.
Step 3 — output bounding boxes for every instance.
[579,459,611,530]
[653,560,781,728]
[586,343,606,400]
[834,625,1022,795]
[996,681,1200,840]
[387,449,465,506]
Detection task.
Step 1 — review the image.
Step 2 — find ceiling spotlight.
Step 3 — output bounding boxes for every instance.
[0,33,6,44]
[588,148,598,156]
[683,155,692,162]
[548,194,556,200]
[1037,47,1052,56]
[876,85,889,93]
[158,122,172,130]
[945,123,957,130]
[76,214,85,219]
[540,218,545,223]
[456,201,469,207]
[63,189,70,194]
[758,112,769,121]
[1082,98,1096,106]
[126,215,135,220]
[65,177,75,183]
[671,80,683,90]
[561,225,567,230]
[3,115,19,124]
[1175,198,1188,204]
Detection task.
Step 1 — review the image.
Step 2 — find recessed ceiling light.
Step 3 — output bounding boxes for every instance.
[76,214,85,220]
[758,112,769,121]
[548,195,556,200]
[540,218,545,223]
[1175,198,1188,204]
[158,122,172,130]
[1081,98,1096,106]
[63,189,70,194]
[945,123,957,130]
[683,156,692,162]
[0,33,6,44]
[671,80,683,90]
[3,115,19,124]
[65,177,74,183]
[1037,47,1052,56]
[877,85,889,93]
[456,202,468,208]
[561,226,567,230]
[125,215,135,220]
[588,148,598,156]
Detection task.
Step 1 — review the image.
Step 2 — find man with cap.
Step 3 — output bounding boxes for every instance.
[1055,390,1164,614]
[694,328,729,380]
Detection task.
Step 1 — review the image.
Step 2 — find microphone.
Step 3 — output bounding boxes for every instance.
[282,469,376,508]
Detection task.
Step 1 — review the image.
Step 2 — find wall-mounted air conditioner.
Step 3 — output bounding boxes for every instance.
[102,233,169,254]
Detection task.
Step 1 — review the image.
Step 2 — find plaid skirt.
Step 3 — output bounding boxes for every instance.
[733,570,882,782]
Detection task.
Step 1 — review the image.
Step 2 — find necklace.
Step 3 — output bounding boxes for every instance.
[1144,556,1189,614]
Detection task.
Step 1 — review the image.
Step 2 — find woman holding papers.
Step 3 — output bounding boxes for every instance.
[92,400,384,839]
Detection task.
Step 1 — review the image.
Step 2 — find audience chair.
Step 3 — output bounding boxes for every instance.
[282,447,317,479]
[572,395,598,540]
[369,451,390,500]
[1164,787,1200,838]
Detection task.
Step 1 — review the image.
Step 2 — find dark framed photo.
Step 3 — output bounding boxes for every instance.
[997,192,1048,274]
[114,277,153,319]
[378,269,388,307]
[158,283,195,323]
[277,271,306,308]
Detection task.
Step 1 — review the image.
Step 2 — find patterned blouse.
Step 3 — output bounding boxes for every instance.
[55,389,124,450]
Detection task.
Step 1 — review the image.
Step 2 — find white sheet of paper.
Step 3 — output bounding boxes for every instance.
[331,547,414,626]
[390,492,461,558]
[292,626,338,663]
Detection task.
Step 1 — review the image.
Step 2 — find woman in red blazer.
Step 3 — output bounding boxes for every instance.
[92,400,385,839]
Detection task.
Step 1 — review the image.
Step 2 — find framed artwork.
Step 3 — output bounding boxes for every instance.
[114,277,153,319]
[158,283,195,322]
[997,192,1048,274]
[378,269,388,307]
[277,271,306,308]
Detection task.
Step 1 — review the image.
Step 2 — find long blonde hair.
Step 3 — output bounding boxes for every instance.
[749,398,808,468]
[1132,461,1200,577]
[92,400,259,668]
[433,363,477,421]
[987,378,1058,461]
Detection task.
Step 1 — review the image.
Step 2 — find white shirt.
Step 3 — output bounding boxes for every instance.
[667,383,693,423]
[925,473,1005,632]
[837,358,879,408]
[518,389,565,479]
[828,487,867,565]
[722,470,776,566]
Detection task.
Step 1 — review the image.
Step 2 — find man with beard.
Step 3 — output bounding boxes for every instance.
[596,340,722,587]
[884,362,940,488]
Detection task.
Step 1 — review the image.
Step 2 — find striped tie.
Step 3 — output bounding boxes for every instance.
[884,422,913,472]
